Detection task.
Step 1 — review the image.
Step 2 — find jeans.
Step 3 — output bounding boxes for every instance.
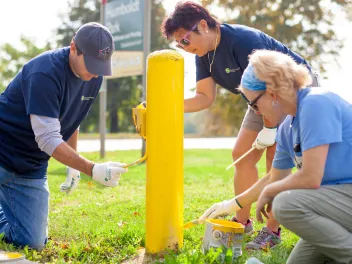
[0,165,49,249]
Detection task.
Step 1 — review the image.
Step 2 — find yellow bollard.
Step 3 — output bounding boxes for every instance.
[145,50,184,253]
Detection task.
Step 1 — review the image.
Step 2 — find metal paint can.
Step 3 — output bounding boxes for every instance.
[203,219,244,261]
[0,251,25,262]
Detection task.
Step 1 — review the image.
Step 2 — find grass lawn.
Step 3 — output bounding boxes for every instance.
[0,149,298,263]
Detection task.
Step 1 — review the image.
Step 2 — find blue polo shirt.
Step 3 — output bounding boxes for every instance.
[196,24,311,94]
[273,88,352,185]
[0,47,102,177]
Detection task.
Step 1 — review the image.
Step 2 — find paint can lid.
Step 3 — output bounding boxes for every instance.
[0,252,25,262]
[206,219,245,233]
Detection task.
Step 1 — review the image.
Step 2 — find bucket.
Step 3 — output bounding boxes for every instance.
[0,252,25,262]
[203,219,244,260]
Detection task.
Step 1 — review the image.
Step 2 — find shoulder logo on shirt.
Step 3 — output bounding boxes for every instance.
[225,67,240,74]
[81,96,95,101]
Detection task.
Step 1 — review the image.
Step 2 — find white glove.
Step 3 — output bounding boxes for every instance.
[199,197,242,221]
[92,161,127,187]
[252,127,277,150]
[60,167,80,194]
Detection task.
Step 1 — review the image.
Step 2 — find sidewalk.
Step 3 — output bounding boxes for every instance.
[77,137,237,152]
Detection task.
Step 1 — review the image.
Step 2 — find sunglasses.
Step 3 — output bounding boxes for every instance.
[176,22,200,50]
[239,91,265,112]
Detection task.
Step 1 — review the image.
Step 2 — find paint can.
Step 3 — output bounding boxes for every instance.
[203,219,244,261]
[0,251,25,262]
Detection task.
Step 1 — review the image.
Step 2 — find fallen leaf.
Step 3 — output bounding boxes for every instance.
[133,212,141,217]
[61,243,69,249]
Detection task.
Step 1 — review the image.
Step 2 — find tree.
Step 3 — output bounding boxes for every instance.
[199,0,352,136]
[0,37,51,92]
[55,0,169,133]
[202,0,351,72]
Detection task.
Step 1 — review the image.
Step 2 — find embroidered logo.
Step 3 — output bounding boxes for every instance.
[225,67,240,74]
[81,96,95,101]
[98,47,112,60]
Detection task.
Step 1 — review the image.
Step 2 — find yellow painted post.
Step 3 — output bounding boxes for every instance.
[145,50,184,253]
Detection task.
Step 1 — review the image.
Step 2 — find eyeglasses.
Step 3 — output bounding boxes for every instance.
[239,91,265,112]
[176,22,200,50]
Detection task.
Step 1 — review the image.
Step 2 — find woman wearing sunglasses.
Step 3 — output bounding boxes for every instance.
[200,49,352,263]
[161,1,319,249]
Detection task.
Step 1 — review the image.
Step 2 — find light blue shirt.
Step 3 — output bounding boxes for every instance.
[273,87,352,185]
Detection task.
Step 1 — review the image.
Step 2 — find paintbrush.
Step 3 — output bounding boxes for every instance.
[225,147,255,171]
[183,219,202,229]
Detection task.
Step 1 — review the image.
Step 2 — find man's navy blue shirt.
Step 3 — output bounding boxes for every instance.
[196,24,311,94]
[0,47,102,177]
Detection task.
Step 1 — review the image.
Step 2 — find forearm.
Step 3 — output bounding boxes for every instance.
[236,174,271,207]
[265,170,319,198]
[184,93,213,113]
[52,142,94,176]
[67,130,79,151]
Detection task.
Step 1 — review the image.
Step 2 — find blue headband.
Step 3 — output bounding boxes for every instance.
[240,63,266,91]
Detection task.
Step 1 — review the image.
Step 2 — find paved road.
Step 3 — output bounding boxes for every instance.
[77,137,237,152]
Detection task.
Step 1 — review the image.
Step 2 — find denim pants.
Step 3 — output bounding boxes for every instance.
[0,165,49,249]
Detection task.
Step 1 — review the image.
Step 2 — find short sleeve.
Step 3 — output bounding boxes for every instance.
[273,118,295,169]
[299,95,342,151]
[22,73,60,118]
[232,41,268,71]
[195,56,211,82]
[273,143,295,170]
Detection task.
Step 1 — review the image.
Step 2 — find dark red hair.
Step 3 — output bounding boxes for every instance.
[161,1,220,40]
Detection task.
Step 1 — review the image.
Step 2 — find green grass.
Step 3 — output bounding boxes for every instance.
[0,150,298,263]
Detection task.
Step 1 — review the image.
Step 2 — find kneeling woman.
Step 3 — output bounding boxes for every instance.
[200,50,352,263]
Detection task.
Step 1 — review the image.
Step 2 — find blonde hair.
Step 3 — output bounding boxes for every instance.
[248,50,311,102]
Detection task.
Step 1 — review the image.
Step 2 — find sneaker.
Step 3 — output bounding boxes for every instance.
[245,227,281,250]
[231,217,254,234]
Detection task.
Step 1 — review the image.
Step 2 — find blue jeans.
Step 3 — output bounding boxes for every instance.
[0,165,49,249]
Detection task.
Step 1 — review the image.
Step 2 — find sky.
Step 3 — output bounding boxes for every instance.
[0,0,351,101]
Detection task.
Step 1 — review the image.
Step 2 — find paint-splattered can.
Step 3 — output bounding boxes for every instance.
[203,219,244,261]
[0,251,25,262]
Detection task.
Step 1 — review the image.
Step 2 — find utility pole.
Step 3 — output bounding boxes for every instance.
[141,0,151,156]
[99,0,107,158]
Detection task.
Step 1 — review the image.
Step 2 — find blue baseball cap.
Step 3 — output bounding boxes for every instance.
[73,22,114,76]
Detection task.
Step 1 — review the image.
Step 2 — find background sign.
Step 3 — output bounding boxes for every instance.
[105,0,144,78]
[106,51,144,79]
[105,0,144,51]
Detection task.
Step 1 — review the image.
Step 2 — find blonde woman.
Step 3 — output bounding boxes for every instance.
[162,1,319,249]
[200,50,352,263]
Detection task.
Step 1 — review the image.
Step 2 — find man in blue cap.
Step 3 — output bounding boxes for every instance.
[0,22,127,249]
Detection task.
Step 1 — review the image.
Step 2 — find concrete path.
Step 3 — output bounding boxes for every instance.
[77,137,237,152]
